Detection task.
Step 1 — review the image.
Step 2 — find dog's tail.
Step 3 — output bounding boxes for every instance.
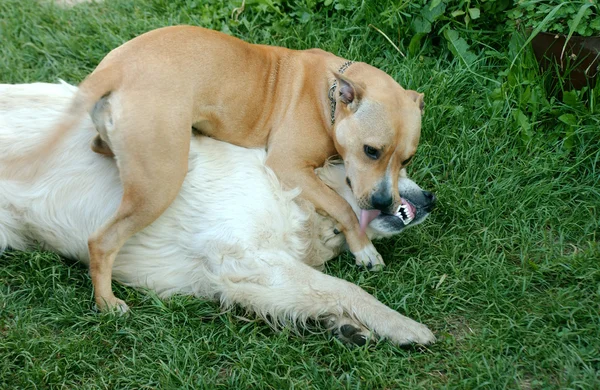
[0,66,121,180]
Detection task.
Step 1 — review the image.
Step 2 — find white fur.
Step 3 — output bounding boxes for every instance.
[0,83,435,346]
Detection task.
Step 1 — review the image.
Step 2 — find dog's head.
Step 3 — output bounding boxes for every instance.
[366,169,435,238]
[331,63,424,229]
[306,162,434,267]
[316,163,435,238]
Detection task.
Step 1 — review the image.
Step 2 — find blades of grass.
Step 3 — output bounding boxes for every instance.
[368,24,406,58]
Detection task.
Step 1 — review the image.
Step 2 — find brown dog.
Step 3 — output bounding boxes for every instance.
[8,26,424,311]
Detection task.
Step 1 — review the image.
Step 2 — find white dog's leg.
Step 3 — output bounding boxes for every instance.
[218,253,435,346]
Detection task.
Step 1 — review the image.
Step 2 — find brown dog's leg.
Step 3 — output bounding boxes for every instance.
[266,160,384,270]
[88,104,192,311]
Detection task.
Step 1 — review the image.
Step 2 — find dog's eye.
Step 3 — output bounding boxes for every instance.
[363,145,380,160]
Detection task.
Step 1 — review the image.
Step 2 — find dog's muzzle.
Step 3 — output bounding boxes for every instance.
[371,190,393,212]
[422,190,436,212]
[361,189,436,233]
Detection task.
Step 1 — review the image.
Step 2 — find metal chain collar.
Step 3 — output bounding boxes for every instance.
[328,60,354,125]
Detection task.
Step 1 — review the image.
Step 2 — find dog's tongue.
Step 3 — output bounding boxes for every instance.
[360,209,381,234]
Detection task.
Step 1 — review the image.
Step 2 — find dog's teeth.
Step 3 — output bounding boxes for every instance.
[395,203,414,225]
[400,205,408,218]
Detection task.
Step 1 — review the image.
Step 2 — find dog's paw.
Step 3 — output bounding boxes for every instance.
[327,317,375,347]
[337,324,374,346]
[354,243,385,271]
[315,214,344,245]
[321,224,345,248]
[95,296,130,314]
[389,319,436,347]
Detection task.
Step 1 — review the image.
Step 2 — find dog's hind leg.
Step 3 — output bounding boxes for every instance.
[88,100,192,312]
[218,253,435,346]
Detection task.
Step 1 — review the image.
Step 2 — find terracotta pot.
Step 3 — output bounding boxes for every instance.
[531,32,600,90]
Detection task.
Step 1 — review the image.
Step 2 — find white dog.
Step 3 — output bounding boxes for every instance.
[0,83,436,346]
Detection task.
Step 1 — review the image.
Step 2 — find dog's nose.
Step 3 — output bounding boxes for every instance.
[371,192,393,211]
[422,190,436,212]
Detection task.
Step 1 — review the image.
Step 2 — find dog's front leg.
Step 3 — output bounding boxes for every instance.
[218,252,435,346]
[269,163,384,270]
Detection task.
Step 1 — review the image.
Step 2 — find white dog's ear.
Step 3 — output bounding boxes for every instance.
[334,73,364,111]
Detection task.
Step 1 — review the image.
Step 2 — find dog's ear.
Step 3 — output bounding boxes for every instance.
[407,90,425,113]
[334,73,364,112]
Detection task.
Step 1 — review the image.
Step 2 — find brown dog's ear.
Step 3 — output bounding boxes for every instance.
[335,73,364,111]
[407,90,425,113]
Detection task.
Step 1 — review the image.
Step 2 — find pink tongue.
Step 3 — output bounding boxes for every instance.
[360,209,381,234]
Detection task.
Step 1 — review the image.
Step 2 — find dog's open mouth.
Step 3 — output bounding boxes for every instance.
[359,198,416,233]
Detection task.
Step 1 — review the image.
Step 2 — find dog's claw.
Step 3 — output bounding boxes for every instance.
[369,263,384,272]
[115,300,130,314]
[395,323,436,347]
[354,243,385,270]
[95,297,130,315]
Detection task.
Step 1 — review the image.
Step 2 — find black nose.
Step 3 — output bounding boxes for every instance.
[423,190,436,212]
[371,192,393,211]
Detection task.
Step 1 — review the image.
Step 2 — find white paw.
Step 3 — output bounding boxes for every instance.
[390,319,436,346]
[325,316,375,347]
[95,297,130,314]
[320,222,345,247]
[354,243,385,271]
[113,299,130,314]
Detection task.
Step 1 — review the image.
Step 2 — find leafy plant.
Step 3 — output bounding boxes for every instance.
[408,0,512,59]
[507,0,600,37]
[410,0,512,35]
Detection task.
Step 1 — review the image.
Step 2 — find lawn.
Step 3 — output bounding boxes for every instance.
[1,0,599,388]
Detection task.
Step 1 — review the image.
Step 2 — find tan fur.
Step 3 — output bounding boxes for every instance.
[3,26,424,311]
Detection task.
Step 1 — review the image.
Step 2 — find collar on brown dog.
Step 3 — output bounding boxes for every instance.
[329,60,354,125]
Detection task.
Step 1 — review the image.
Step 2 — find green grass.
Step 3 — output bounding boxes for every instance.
[1,0,599,388]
